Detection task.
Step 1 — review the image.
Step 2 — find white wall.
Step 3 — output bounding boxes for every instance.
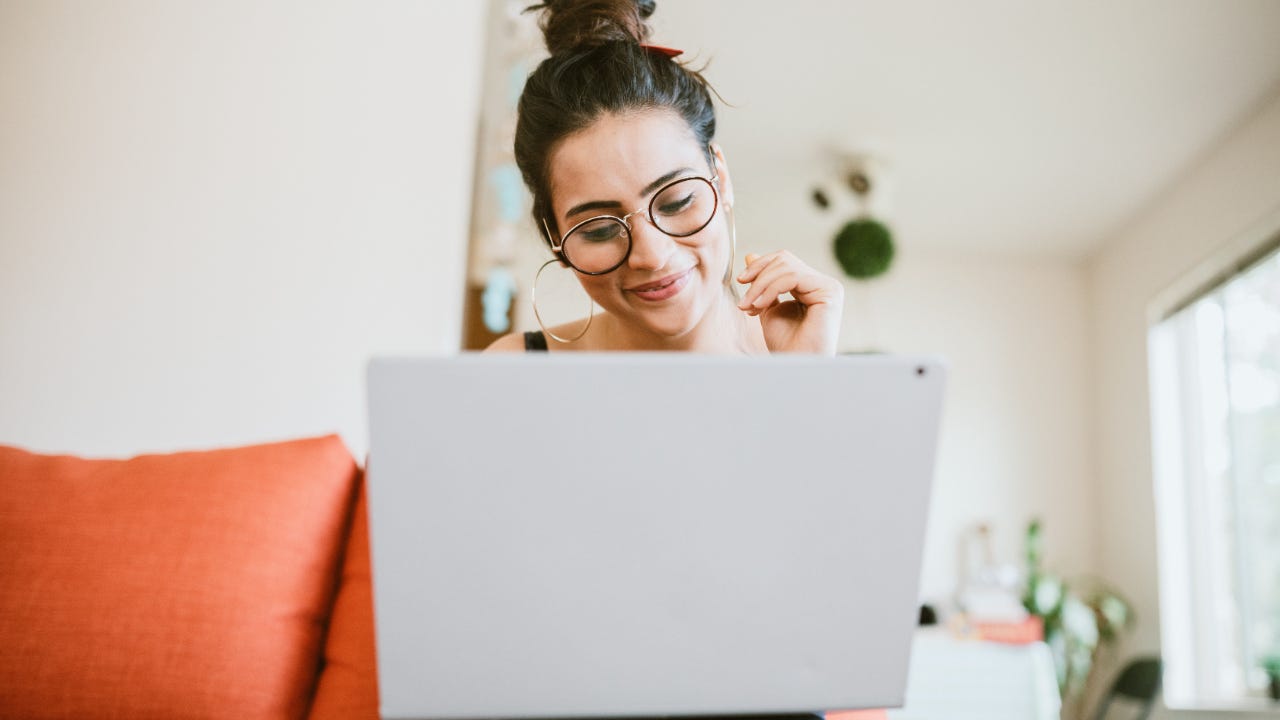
[853,250,1097,605]
[0,1,485,459]
[1089,89,1280,718]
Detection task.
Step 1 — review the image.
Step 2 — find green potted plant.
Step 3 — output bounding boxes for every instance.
[832,217,895,280]
[1023,519,1134,701]
[1264,655,1280,701]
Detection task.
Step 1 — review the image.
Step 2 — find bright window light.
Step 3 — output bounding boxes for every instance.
[1148,243,1280,709]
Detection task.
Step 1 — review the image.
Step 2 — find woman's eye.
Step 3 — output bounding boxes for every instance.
[581,226,621,243]
[657,193,694,216]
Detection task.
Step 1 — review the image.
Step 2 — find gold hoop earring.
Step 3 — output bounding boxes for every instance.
[722,202,737,287]
[532,259,595,344]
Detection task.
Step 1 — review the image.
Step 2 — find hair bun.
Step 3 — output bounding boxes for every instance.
[532,0,656,57]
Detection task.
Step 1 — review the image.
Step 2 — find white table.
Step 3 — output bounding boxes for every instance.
[886,628,1061,720]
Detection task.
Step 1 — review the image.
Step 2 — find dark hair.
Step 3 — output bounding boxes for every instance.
[515,0,719,248]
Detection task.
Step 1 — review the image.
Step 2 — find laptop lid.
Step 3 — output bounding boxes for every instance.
[366,354,945,720]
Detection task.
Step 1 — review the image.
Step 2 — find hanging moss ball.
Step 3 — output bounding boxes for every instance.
[833,218,895,279]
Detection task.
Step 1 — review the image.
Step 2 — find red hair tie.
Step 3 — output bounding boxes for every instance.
[640,43,683,59]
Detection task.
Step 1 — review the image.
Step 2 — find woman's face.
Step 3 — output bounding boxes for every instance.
[546,109,734,340]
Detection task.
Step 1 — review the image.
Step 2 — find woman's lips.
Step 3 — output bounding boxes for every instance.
[627,267,693,301]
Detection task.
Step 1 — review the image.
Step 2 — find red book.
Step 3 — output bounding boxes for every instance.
[825,711,889,720]
[974,615,1044,644]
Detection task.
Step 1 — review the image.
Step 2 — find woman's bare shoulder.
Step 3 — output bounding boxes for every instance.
[484,332,527,353]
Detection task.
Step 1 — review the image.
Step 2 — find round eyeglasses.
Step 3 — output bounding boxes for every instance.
[543,175,720,275]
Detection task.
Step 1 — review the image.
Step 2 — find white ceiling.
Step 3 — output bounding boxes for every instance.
[654,0,1280,258]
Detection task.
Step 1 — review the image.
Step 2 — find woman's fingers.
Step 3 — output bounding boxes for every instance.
[744,270,799,312]
[736,252,776,284]
[737,250,836,312]
[743,298,781,317]
[736,252,782,309]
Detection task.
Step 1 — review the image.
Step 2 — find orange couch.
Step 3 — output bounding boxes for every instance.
[0,435,378,720]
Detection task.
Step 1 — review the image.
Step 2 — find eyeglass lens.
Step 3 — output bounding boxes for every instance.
[560,177,717,274]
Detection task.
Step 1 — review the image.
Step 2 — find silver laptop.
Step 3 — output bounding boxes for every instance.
[366,354,945,720]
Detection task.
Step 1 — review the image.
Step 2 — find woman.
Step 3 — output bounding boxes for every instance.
[482,9,886,719]
[486,0,843,354]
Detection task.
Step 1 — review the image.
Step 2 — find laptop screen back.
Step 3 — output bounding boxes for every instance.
[366,354,945,720]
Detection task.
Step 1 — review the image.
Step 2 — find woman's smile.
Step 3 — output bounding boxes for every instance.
[626,266,695,302]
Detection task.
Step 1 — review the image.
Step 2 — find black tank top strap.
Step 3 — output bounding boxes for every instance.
[523,330,549,352]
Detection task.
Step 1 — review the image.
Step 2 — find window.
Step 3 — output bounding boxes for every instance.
[1149,238,1280,708]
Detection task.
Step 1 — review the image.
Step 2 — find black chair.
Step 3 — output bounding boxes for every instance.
[1092,657,1162,720]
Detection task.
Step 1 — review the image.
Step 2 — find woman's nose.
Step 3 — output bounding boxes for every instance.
[626,217,676,271]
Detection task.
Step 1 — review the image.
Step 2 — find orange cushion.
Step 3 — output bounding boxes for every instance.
[307,476,379,720]
[0,435,360,720]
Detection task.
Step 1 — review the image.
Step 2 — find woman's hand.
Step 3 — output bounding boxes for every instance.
[737,251,844,354]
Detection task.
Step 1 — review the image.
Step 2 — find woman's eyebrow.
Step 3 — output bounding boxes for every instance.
[640,167,693,197]
[563,166,695,221]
